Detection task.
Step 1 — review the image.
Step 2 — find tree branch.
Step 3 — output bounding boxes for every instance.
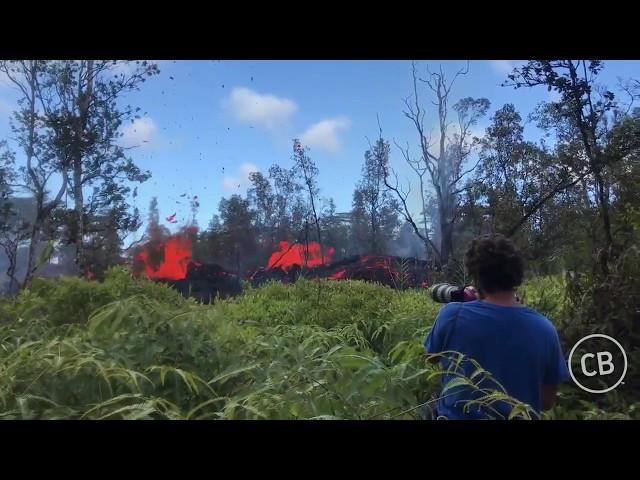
[506,167,592,237]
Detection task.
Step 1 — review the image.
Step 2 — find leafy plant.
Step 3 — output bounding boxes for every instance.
[0,274,634,420]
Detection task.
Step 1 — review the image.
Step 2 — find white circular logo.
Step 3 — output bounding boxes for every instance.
[568,334,627,394]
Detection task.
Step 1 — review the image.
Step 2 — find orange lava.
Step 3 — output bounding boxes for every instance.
[267,241,334,270]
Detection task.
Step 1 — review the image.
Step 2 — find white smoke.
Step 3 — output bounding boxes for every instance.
[389,222,428,259]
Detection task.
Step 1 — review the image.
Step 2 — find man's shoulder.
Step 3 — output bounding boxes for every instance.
[430,303,465,334]
[437,302,465,321]
[461,301,558,331]
[519,306,559,335]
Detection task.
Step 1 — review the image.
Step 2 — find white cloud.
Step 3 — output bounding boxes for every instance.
[222,162,259,193]
[489,60,517,76]
[240,163,258,176]
[224,87,298,131]
[299,117,351,153]
[120,117,158,149]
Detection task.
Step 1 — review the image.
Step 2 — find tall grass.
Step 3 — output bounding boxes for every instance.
[0,269,637,419]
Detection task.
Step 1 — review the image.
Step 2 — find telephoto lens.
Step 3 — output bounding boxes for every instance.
[430,283,465,303]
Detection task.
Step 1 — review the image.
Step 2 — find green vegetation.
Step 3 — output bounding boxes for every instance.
[1,270,637,420]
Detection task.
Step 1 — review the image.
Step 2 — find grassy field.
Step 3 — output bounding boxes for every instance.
[0,269,637,420]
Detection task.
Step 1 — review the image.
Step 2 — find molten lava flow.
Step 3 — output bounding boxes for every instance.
[267,241,334,270]
[251,253,433,289]
[134,230,195,280]
[328,269,347,280]
[360,256,391,268]
[351,256,397,282]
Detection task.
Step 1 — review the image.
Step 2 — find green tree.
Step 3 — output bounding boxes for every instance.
[355,137,399,254]
[218,195,257,275]
[83,208,127,279]
[292,139,325,263]
[194,214,225,264]
[504,60,635,275]
[247,170,277,253]
[268,164,303,243]
[0,61,69,288]
[503,61,640,373]
[320,198,349,259]
[467,104,593,274]
[0,145,30,292]
[38,60,159,273]
[349,188,369,254]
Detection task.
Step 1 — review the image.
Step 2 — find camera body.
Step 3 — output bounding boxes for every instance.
[430,283,477,303]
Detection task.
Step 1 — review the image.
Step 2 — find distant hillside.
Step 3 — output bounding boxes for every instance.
[0,196,38,226]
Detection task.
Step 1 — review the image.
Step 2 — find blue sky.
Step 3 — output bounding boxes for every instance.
[1,60,638,244]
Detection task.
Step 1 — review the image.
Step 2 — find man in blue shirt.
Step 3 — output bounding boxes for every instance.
[424,234,570,420]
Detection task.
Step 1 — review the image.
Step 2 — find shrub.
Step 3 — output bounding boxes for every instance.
[8,267,186,326]
[0,274,633,419]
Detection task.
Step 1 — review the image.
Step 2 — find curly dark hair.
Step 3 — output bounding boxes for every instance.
[464,234,524,295]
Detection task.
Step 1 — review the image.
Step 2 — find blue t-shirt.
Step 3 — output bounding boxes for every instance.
[424,300,570,420]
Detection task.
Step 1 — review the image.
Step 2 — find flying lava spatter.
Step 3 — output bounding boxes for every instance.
[133,227,198,280]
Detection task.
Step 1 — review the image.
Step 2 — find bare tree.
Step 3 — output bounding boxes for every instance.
[384,62,489,269]
[293,139,325,265]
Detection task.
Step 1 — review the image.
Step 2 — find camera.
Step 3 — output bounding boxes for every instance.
[430,283,477,303]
